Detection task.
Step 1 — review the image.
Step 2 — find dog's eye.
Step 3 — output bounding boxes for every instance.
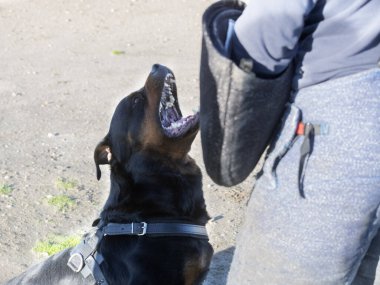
[133,95,143,106]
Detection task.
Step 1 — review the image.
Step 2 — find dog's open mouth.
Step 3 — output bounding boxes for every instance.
[159,73,199,138]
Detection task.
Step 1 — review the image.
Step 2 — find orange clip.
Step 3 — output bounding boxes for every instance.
[296,122,305,135]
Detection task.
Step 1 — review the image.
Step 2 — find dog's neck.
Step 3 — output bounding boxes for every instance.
[99,152,209,225]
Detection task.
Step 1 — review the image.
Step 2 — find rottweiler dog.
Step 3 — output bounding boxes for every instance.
[5,64,213,285]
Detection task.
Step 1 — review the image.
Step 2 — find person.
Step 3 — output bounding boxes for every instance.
[199,0,380,284]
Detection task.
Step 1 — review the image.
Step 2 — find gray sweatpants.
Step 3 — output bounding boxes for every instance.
[227,68,380,285]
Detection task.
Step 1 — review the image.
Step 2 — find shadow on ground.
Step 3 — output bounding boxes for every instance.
[205,247,235,285]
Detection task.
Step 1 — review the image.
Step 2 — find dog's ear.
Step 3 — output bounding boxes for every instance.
[94,134,112,180]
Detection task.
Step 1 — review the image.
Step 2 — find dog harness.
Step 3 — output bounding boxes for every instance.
[67,221,209,284]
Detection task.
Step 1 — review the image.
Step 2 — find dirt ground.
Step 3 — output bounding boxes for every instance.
[0,0,256,283]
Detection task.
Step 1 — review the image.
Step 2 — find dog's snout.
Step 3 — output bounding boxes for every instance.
[151,64,171,76]
[151,64,161,74]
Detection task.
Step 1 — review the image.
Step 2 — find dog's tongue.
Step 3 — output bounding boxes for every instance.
[162,111,199,138]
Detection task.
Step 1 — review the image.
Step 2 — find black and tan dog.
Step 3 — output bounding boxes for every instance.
[5,64,213,285]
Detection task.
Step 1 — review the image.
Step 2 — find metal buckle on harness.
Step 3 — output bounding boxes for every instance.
[132,222,147,236]
[138,222,147,236]
[67,252,85,273]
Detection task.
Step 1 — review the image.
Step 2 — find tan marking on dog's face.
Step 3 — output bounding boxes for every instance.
[140,75,164,147]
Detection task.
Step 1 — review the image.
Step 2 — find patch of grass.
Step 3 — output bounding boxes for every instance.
[55,177,77,191]
[33,235,81,256]
[47,195,76,212]
[0,184,13,196]
[111,50,125,55]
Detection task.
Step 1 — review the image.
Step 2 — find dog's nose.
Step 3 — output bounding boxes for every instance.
[151,64,161,74]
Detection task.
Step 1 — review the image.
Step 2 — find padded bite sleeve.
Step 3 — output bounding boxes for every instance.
[200,0,294,186]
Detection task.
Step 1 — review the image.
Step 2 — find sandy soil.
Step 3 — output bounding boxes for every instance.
[0,0,255,283]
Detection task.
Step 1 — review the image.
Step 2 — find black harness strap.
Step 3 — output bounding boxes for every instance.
[67,221,209,284]
[104,222,209,239]
[67,228,108,284]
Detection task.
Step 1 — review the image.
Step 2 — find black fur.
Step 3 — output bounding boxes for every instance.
[5,64,213,285]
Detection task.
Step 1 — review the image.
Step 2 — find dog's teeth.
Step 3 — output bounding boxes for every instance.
[165,96,175,108]
[166,102,174,108]
[170,122,179,129]
[173,120,186,129]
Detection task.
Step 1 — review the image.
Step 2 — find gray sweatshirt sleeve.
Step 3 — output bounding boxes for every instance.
[234,0,318,76]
